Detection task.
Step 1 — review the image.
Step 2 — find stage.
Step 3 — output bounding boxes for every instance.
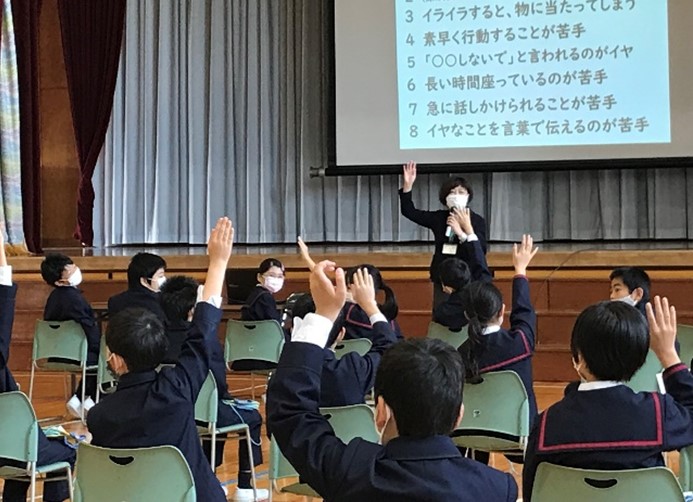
[8,241,693,381]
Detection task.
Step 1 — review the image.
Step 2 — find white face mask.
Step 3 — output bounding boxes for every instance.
[376,403,392,445]
[264,276,284,294]
[613,294,637,307]
[68,267,83,287]
[446,193,469,209]
[156,276,167,289]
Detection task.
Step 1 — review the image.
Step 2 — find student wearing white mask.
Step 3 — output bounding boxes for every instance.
[609,267,650,317]
[108,252,168,322]
[399,160,488,310]
[41,254,101,418]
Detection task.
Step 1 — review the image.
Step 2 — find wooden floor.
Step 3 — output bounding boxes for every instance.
[1,373,680,501]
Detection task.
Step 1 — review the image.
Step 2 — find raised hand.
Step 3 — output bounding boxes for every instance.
[310,260,347,322]
[207,217,234,265]
[512,234,538,276]
[297,236,316,271]
[452,207,474,235]
[350,268,379,317]
[647,296,680,368]
[0,223,6,267]
[402,161,417,193]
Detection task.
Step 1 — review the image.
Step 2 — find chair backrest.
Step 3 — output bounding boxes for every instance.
[333,338,372,359]
[677,324,693,369]
[74,443,196,502]
[97,336,118,391]
[679,444,693,491]
[426,322,468,349]
[224,319,285,365]
[194,371,218,426]
[531,463,684,502]
[452,370,530,451]
[33,319,89,363]
[320,403,379,443]
[0,392,39,464]
[626,349,663,393]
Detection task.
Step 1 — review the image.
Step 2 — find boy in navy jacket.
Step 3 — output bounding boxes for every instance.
[88,218,262,502]
[523,296,693,500]
[267,260,517,502]
[41,253,101,417]
[107,252,167,322]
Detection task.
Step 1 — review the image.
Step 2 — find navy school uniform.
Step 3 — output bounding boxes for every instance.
[320,318,398,407]
[107,285,166,322]
[0,283,75,502]
[87,303,227,502]
[343,303,403,341]
[522,364,693,501]
[433,239,493,332]
[233,285,282,371]
[267,335,517,502]
[458,275,538,420]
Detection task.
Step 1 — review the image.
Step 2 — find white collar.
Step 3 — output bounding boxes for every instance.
[481,325,501,335]
[578,380,623,391]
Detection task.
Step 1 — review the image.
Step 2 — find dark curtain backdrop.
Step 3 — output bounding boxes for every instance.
[57,0,126,246]
[11,0,41,253]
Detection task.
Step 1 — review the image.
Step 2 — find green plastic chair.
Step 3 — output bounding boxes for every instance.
[95,336,117,403]
[0,391,73,501]
[426,322,468,349]
[224,319,285,398]
[269,404,378,501]
[333,338,372,359]
[531,463,684,502]
[194,371,257,498]
[29,319,98,423]
[679,444,693,491]
[74,443,195,502]
[677,324,693,369]
[626,349,664,393]
[452,370,530,453]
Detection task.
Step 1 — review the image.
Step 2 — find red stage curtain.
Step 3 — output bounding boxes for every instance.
[57,0,126,246]
[12,0,42,253]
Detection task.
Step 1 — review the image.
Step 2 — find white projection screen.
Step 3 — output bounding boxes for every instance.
[334,0,693,170]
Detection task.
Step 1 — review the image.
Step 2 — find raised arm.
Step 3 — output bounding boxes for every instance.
[399,161,437,229]
[509,235,538,347]
[0,228,16,371]
[456,208,492,282]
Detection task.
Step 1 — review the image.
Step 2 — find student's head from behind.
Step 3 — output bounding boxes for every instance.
[374,338,464,444]
[439,177,474,210]
[106,307,168,376]
[609,267,650,307]
[570,301,649,383]
[290,293,346,349]
[439,257,471,294]
[160,275,199,323]
[127,253,167,292]
[345,264,399,321]
[41,253,82,288]
[257,258,285,294]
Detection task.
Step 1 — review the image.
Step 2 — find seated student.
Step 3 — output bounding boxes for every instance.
[266,260,517,501]
[160,274,264,499]
[0,236,75,502]
[88,218,266,502]
[290,270,398,407]
[108,252,167,321]
[609,266,651,317]
[522,297,693,501]
[457,234,538,422]
[41,253,100,418]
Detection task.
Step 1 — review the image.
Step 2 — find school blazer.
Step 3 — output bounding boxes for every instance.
[44,286,100,360]
[108,286,166,322]
[343,303,403,340]
[267,342,517,502]
[87,303,226,502]
[0,284,18,393]
[458,275,537,418]
[320,320,398,407]
[522,364,693,501]
[241,285,281,323]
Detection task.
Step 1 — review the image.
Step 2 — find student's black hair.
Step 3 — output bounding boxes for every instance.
[438,177,474,206]
[290,293,315,320]
[375,338,464,437]
[458,281,503,382]
[160,275,199,322]
[609,267,651,305]
[258,258,284,275]
[40,253,74,286]
[345,264,399,320]
[127,253,167,289]
[106,307,168,372]
[570,301,649,381]
[439,257,471,292]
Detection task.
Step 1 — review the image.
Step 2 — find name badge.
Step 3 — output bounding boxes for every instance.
[442,243,458,255]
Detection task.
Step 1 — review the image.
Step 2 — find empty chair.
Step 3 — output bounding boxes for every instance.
[677,324,693,369]
[426,322,468,349]
[333,338,372,359]
[626,349,664,393]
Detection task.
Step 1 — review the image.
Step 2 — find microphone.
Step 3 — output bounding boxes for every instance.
[445,209,455,239]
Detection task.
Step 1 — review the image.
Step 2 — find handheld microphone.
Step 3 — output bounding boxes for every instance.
[445,209,455,239]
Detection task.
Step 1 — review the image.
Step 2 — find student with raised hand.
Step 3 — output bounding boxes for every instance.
[41,253,100,417]
[458,235,539,420]
[267,260,517,502]
[522,296,693,501]
[0,232,75,502]
[399,161,488,310]
[88,218,265,502]
[108,252,167,321]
